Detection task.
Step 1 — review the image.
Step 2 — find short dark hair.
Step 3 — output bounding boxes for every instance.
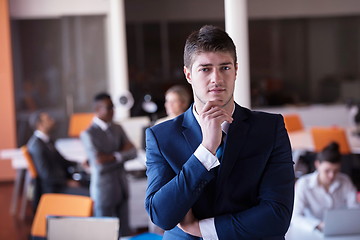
[317,141,341,164]
[94,92,111,102]
[184,25,237,69]
[28,111,45,130]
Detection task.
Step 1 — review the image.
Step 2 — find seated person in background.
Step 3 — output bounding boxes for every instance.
[80,92,137,236]
[292,141,359,232]
[155,85,191,124]
[27,111,89,209]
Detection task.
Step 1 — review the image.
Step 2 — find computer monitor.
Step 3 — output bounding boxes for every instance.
[47,216,119,240]
[323,208,360,237]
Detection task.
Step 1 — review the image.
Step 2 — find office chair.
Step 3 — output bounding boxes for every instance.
[19,145,40,219]
[310,127,351,154]
[283,114,304,132]
[31,193,93,239]
[68,113,94,138]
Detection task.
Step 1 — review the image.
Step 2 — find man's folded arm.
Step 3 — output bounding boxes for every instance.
[145,128,214,230]
[214,116,294,239]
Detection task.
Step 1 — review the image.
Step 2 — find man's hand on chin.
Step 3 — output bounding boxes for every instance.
[177,209,202,237]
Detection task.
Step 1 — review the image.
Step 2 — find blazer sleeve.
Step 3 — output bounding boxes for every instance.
[145,127,215,230]
[215,115,295,239]
[30,141,65,184]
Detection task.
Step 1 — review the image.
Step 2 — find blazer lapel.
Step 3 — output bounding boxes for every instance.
[182,106,202,153]
[216,104,250,199]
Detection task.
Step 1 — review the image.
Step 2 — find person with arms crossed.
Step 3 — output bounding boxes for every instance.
[81,92,137,236]
[145,25,295,240]
[292,142,359,232]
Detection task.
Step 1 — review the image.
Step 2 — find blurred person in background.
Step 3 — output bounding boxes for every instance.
[155,85,191,125]
[27,111,89,210]
[80,92,137,236]
[292,141,359,232]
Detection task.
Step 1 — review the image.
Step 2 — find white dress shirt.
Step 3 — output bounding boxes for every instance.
[192,104,233,240]
[292,171,359,231]
[34,130,50,143]
[93,116,110,131]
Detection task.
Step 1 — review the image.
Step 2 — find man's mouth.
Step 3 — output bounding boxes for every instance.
[209,87,225,93]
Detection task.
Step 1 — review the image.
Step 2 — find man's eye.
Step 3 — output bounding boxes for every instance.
[222,66,230,70]
[200,68,209,72]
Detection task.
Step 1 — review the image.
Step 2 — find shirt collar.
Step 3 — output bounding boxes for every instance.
[192,103,235,134]
[34,130,50,143]
[308,170,341,193]
[93,117,111,131]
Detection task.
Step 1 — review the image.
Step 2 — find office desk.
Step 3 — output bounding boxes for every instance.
[0,138,146,220]
[55,138,147,172]
[286,224,360,240]
[288,128,360,154]
[289,128,360,181]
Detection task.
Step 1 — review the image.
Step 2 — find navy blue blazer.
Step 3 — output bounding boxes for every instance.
[145,104,295,240]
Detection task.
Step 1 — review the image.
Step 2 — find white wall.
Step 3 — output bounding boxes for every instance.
[10,0,360,20]
[9,0,109,18]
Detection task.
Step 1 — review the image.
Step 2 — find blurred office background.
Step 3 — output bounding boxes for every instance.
[4,0,360,146]
[1,0,360,239]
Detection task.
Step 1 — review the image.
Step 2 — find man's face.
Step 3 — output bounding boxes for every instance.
[165,92,186,117]
[316,160,341,187]
[184,51,237,109]
[95,98,114,122]
[38,113,55,133]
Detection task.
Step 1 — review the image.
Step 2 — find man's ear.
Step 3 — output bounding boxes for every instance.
[235,63,238,78]
[184,66,192,84]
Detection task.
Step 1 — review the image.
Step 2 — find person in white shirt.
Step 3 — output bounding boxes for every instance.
[292,141,359,231]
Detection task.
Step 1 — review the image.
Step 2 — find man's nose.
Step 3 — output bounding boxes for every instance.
[211,69,223,84]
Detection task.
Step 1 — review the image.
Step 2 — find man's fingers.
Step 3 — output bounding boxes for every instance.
[201,106,233,123]
[199,100,224,114]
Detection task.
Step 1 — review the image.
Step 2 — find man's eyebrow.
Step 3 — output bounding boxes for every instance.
[197,63,213,67]
[196,62,233,67]
[220,62,233,66]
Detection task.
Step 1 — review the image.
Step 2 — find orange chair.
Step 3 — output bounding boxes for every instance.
[310,127,351,154]
[19,146,39,219]
[31,193,93,239]
[21,145,37,178]
[283,114,304,132]
[68,113,94,137]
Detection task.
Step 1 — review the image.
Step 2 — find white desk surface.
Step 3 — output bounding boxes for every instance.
[0,148,26,169]
[286,224,360,240]
[0,138,146,172]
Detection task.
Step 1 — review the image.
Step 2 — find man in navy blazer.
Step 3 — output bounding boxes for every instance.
[145,25,295,240]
